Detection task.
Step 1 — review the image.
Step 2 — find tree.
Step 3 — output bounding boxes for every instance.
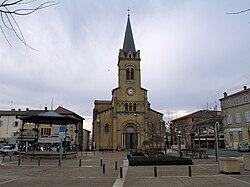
[0,0,57,48]
[226,8,250,15]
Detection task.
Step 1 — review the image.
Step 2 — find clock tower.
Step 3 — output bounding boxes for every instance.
[92,14,165,151]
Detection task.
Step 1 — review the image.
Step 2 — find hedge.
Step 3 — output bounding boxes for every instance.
[128,155,193,166]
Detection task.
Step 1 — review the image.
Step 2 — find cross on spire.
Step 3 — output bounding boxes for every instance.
[127,8,130,16]
[122,11,136,54]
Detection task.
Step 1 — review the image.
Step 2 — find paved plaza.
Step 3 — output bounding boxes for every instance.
[0,151,250,186]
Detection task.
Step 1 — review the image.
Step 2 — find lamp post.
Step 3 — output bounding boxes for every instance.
[161,119,165,152]
[63,127,68,153]
[178,130,182,157]
[32,126,39,154]
[164,134,167,155]
[134,113,138,152]
[214,121,220,162]
[165,132,172,155]
[95,119,100,151]
[167,133,171,154]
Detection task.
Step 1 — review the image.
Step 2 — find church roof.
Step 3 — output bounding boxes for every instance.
[122,15,136,54]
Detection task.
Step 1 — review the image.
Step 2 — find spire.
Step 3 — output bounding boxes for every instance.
[122,14,136,54]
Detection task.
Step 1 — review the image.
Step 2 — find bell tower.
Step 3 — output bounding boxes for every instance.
[117,14,142,99]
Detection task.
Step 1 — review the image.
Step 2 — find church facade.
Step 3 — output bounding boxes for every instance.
[92,15,165,151]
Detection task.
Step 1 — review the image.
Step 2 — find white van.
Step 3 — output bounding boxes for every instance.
[0,145,18,155]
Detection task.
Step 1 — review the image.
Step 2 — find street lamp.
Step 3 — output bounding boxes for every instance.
[160,119,165,152]
[164,132,172,155]
[178,130,182,157]
[164,134,167,155]
[32,127,39,154]
[95,119,100,151]
[214,121,220,162]
[167,133,171,154]
[134,113,138,152]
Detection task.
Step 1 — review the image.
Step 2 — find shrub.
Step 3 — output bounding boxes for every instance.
[128,155,193,166]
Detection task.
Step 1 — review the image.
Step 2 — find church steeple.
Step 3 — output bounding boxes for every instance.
[122,14,136,54]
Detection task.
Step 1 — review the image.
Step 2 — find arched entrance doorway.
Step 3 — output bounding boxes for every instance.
[123,125,138,150]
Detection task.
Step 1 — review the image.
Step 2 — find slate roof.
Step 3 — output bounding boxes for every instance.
[122,15,136,54]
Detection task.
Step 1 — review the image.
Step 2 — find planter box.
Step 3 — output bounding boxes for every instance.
[243,154,250,170]
[129,160,193,166]
[128,156,193,166]
[219,157,240,174]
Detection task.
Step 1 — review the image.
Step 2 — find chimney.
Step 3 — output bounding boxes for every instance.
[223,92,227,98]
[243,86,247,90]
[45,107,48,111]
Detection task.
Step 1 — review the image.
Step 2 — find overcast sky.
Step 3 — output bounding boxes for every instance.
[1,0,250,131]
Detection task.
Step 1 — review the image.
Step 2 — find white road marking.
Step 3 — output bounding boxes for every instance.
[112,159,129,187]
[0,178,18,185]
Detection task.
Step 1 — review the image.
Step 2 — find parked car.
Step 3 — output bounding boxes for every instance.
[0,144,18,155]
[238,142,250,152]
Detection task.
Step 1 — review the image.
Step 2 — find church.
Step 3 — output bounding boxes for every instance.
[92,15,165,151]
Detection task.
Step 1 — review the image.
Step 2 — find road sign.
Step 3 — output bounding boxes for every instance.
[59,126,66,132]
[59,132,65,139]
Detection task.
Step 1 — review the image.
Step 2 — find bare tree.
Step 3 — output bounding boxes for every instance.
[226,8,250,15]
[0,0,57,48]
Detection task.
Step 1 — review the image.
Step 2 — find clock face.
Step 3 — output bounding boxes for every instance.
[127,88,135,96]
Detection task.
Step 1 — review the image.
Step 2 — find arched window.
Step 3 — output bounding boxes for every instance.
[133,103,136,111]
[129,103,133,111]
[150,123,156,133]
[126,68,130,80]
[131,68,134,80]
[126,67,135,81]
[125,103,128,112]
[104,123,110,133]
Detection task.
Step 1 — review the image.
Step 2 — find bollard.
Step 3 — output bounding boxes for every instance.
[188,166,192,177]
[58,158,61,166]
[100,158,103,167]
[18,157,21,166]
[115,161,117,170]
[79,159,82,167]
[38,158,41,166]
[120,166,123,178]
[103,164,105,174]
[154,166,157,177]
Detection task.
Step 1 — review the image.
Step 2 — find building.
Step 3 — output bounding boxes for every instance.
[92,15,165,151]
[0,106,86,151]
[82,129,91,151]
[0,109,27,145]
[55,106,85,151]
[220,86,250,150]
[171,110,223,149]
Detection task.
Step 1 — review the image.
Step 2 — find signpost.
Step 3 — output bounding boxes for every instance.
[59,126,66,164]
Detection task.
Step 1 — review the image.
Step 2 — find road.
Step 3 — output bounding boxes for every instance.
[1,151,250,186]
